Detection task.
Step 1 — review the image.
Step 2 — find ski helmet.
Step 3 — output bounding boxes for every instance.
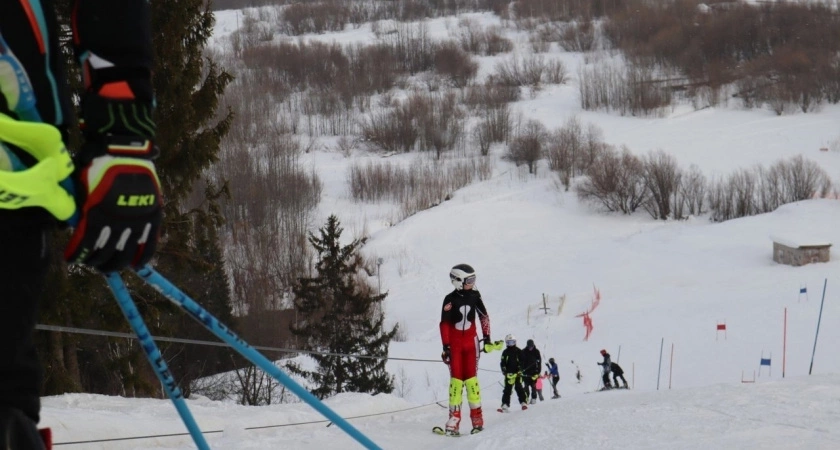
[549,358,555,364]
[600,349,607,355]
[526,339,534,348]
[505,334,516,347]
[450,264,476,290]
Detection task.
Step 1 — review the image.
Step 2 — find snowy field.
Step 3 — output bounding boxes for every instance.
[38,7,840,449]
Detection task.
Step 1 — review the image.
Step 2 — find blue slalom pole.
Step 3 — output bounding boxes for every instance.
[134,265,382,450]
[808,278,828,375]
[105,273,210,450]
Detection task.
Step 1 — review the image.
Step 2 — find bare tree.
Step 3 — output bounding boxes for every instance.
[508,119,546,174]
[641,150,682,220]
[576,146,649,214]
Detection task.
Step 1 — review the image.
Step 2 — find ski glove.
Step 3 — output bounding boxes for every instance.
[65,84,161,273]
[441,345,451,365]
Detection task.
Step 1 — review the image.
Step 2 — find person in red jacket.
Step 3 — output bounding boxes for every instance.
[0,1,161,446]
[439,264,497,436]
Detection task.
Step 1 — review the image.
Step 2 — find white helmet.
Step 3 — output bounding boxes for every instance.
[505,334,516,347]
[450,264,476,290]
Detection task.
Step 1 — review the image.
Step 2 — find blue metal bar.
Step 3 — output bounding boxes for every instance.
[104,273,210,450]
[134,265,382,450]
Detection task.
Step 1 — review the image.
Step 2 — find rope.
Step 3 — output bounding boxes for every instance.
[35,324,440,363]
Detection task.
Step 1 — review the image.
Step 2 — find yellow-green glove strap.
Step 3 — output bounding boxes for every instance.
[0,113,75,220]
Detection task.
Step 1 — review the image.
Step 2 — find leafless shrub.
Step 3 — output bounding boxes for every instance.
[336,135,359,157]
[474,105,512,153]
[280,1,351,35]
[380,22,436,74]
[546,117,606,190]
[394,366,413,398]
[578,59,671,116]
[412,91,467,157]
[679,164,707,216]
[360,100,418,152]
[457,18,513,56]
[507,119,546,175]
[214,134,322,320]
[543,59,568,85]
[348,155,493,222]
[494,54,549,89]
[707,155,832,221]
[576,145,649,214]
[462,81,520,111]
[641,150,682,220]
[770,155,833,203]
[559,20,597,52]
[434,41,479,88]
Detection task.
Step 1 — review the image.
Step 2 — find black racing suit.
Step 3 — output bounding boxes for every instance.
[520,345,541,401]
[499,346,527,407]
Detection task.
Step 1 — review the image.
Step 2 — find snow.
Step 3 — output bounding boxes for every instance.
[37,7,840,450]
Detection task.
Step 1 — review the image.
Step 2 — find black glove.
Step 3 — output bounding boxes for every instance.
[65,82,162,273]
[441,345,451,365]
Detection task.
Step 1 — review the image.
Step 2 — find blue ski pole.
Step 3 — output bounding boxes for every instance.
[134,265,382,450]
[105,273,210,450]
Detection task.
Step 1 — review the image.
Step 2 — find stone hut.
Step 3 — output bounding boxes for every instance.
[771,235,831,267]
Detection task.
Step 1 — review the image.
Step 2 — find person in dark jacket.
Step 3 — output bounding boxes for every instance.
[0,1,161,446]
[611,362,629,389]
[545,357,560,398]
[521,339,542,404]
[597,349,613,389]
[499,334,528,411]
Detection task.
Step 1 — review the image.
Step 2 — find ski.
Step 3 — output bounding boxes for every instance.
[432,426,460,437]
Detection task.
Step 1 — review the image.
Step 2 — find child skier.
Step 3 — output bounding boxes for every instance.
[545,357,560,398]
[597,349,613,389]
[498,334,528,412]
[611,362,629,389]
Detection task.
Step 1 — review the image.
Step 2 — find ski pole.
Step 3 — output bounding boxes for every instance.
[105,273,210,449]
[134,265,382,450]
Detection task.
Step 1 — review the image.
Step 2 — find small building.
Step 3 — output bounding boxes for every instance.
[771,235,831,267]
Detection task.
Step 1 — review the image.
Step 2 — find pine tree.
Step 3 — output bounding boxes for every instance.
[290,215,396,399]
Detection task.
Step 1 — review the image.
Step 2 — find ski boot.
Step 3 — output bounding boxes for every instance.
[469,407,483,430]
[444,409,461,436]
[498,404,509,413]
[520,402,528,410]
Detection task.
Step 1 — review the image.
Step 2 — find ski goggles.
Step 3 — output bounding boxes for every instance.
[463,275,476,286]
[505,339,516,347]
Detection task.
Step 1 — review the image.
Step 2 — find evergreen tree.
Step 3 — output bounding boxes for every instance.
[290,215,396,399]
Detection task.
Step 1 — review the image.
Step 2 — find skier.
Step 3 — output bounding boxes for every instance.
[498,334,528,412]
[439,264,498,436]
[0,1,161,446]
[611,362,629,389]
[534,372,545,401]
[545,357,560,398]
[597,349,613,389]
[521,339,542,404]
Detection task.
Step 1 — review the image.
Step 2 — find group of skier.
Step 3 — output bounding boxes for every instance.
[598,349,629,390]
[437,263,628,437]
